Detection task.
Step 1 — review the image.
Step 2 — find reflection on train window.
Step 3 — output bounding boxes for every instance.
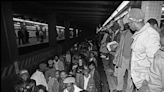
[56,26,65,40]
[13,18,49,48]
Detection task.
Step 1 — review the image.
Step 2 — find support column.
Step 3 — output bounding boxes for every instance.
[64,19,70,40]
[141,1,163,25]
[1,2,18,67]
[48,13,57,47]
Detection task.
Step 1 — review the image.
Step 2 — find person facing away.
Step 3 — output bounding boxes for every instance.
[148,28,164,92]
[128,8,160,91]
[147,18,161,33]
[30,63,48,91]
[35,85,47,92]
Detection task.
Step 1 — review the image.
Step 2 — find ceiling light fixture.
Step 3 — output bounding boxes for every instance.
[114,10,128,21]
[13,18,67,29]
[102,1,130,27]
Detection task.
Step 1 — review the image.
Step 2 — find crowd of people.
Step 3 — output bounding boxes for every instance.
[98,8,164,92]
[15,35,102,92]
[14,8,164,92]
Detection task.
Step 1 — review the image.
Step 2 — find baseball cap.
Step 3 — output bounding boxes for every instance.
[63,77,75,83]
[128,8,145,22]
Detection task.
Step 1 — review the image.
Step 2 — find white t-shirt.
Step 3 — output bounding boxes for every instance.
[84,74,91,90]
[30,70,48,90]
[53,60,59,70]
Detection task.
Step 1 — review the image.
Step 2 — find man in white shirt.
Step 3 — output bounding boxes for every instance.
[83,71,91,90]
[63,77,82,92]
[30,63,48,91]
[127,8,160,92]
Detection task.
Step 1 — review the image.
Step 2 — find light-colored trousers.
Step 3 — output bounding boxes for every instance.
[115,56,133,92]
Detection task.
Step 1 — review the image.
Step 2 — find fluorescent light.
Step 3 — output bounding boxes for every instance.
[13,18,47,26]
[69,28,73,30]
[117,1,130,12]
[162,7,164,11]
[13,18,68,29]
[102,1,130,27]
[56,26,65,29]
[114,10,128,21]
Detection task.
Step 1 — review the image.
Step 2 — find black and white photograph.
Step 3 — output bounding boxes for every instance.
[1,1,164,92]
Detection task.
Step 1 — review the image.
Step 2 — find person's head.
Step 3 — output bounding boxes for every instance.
[55,70,60,78]
[36,85,47,92]
[83,68,90,77]
[118,19,124,30]
[39,63,47,72]
[110,42,118,51]
[124,23,130,30]
[59,56,64,62]
[89,61,96,70]
[48,60,53,68]
[111,21,120,32]
[66,51,70,54]
[147,18,158,29]
[89,52,94,57]
[127,8,145,31]
[78,59,83,66]
[19,69,29,81]
[29,79,36,88]
[54,56,58,60]
[60,70,67,80]
[160,29,164,46]
[63,77,75,91]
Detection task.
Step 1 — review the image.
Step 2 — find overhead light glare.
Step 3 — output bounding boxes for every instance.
[102,1,130,27]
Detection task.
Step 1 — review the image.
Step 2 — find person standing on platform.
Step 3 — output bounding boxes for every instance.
[35,27,40,42]
[148,28,164,92]
[128,8,160,92]
[112,15,133,92]
[31,63,48,91]
[147,18,161,33]
[18,29,25,45]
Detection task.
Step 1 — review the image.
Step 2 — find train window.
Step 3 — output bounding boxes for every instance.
[13,17,49,55]
[56,26,65,40]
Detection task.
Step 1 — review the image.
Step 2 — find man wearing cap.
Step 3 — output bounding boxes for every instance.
[127,8,160,92]
[63,77,82,92]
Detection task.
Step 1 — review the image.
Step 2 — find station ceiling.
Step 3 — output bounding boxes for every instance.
[11,1,122,30]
